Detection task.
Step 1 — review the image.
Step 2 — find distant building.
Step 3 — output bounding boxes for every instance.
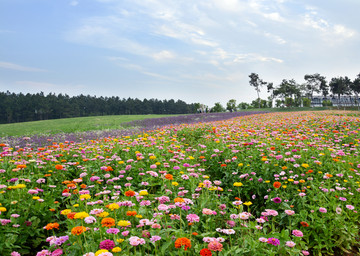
[311,96,360,107]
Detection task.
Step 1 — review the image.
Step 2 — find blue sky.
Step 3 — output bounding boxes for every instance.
[1,0,360,107]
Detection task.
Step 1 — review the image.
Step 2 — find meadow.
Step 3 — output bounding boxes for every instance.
[0,111,359,256]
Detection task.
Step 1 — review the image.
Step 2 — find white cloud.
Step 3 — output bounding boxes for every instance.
[152,50,176,61]
[264,32,286,44]
[0,61,46,72]
[69,1,79,6]
[263,12,285,22]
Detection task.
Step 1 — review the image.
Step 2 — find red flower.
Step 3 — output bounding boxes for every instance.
[200,248,212,256]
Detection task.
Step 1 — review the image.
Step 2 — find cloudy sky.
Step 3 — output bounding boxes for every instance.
[1,0,360,107]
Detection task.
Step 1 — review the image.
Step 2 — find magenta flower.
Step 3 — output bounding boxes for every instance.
[267,237,280,246]
[99,239,115,250]
[273,197,282,203]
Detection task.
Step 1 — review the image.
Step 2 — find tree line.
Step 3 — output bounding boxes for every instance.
[210,72,360,112]
[0,91,198,124]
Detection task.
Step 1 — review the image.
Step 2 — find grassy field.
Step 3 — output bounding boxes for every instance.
[0,114,178,137]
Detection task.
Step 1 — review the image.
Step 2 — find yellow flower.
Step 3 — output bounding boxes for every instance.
[198,183,205,188]
[238,163,243,167]
[117,238,125,243]
[149,156,156,160]
[265,180,270,183]
[301,163,309,168]
[135,215,143,218]
[172,182,179,186]
[108,203,120,211]
[95,250,109,256]
[282,185,287,189]
[233,182,243,187]
[0,207,7,212]
[288,179,294,182]
[118,161,124,164]
[139,190,148,196]
[73,204,79,208]
[155,162,161,166]
[74,212,89,219]
[79,194,91,200]
[97,211,109,218]
[32,196,40,200]
[117,220,131,227]
[243,201,252,206]
[112,247,122,253]
[60,209,72,215]
[203,176,210,179]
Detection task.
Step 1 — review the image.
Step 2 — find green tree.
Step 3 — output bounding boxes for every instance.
[211,102,225,112]
[329,76,351,106]
[350,73,360,108]
[226,99,237,112]
[304,73,327,99]
[249,73,267,108]
[238,102,249,109]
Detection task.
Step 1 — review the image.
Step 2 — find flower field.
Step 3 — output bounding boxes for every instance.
[0,111,359,256]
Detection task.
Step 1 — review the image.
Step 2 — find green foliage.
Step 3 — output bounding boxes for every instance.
[322,100,333,107]
[302,98,311,107]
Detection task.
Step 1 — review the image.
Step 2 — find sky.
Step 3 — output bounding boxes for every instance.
[1,0,360,107]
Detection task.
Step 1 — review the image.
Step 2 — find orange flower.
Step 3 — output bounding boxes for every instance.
[126,211,137,216]
[49,209,55,212]
[55,165,63,170]
[106,166,113,171]
[80,184,87,189]
[45,222,59,230]
[174,237,191,251]
[192,232,198,236]
[71,226,87,235]
[101,217,115,227]
[165,174,173,180]
[300,221,309,227]
[174,197,185,203]
[124,190,135,197]
[273,182,281,189]
[67,183,76,188]
[67,212,77,219]
[16,164,27,169]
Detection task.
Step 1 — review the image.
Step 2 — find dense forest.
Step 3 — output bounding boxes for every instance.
[0,91,198,124]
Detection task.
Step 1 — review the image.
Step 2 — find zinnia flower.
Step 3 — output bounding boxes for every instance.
[207,241,223,251]
[273,182,281,188]
[200,248,212,256]
[174,237,191,251]
[101,218,115,228]
[267,237,280,246]
[99,240,115,250]
[71,226,87,235]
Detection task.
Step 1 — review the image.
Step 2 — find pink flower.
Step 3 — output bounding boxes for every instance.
[11,252,21,256]
[186,214,200,223]
[319,207,327,213]
[51,249,63,256]
[208,241,223,251]
[346,205,355,210]
[285,210,295,216]
[285,241,296,247]
[292,230,303,237]
[302,250,310,255]
[202,208,214,215]
[129,236,146,246]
